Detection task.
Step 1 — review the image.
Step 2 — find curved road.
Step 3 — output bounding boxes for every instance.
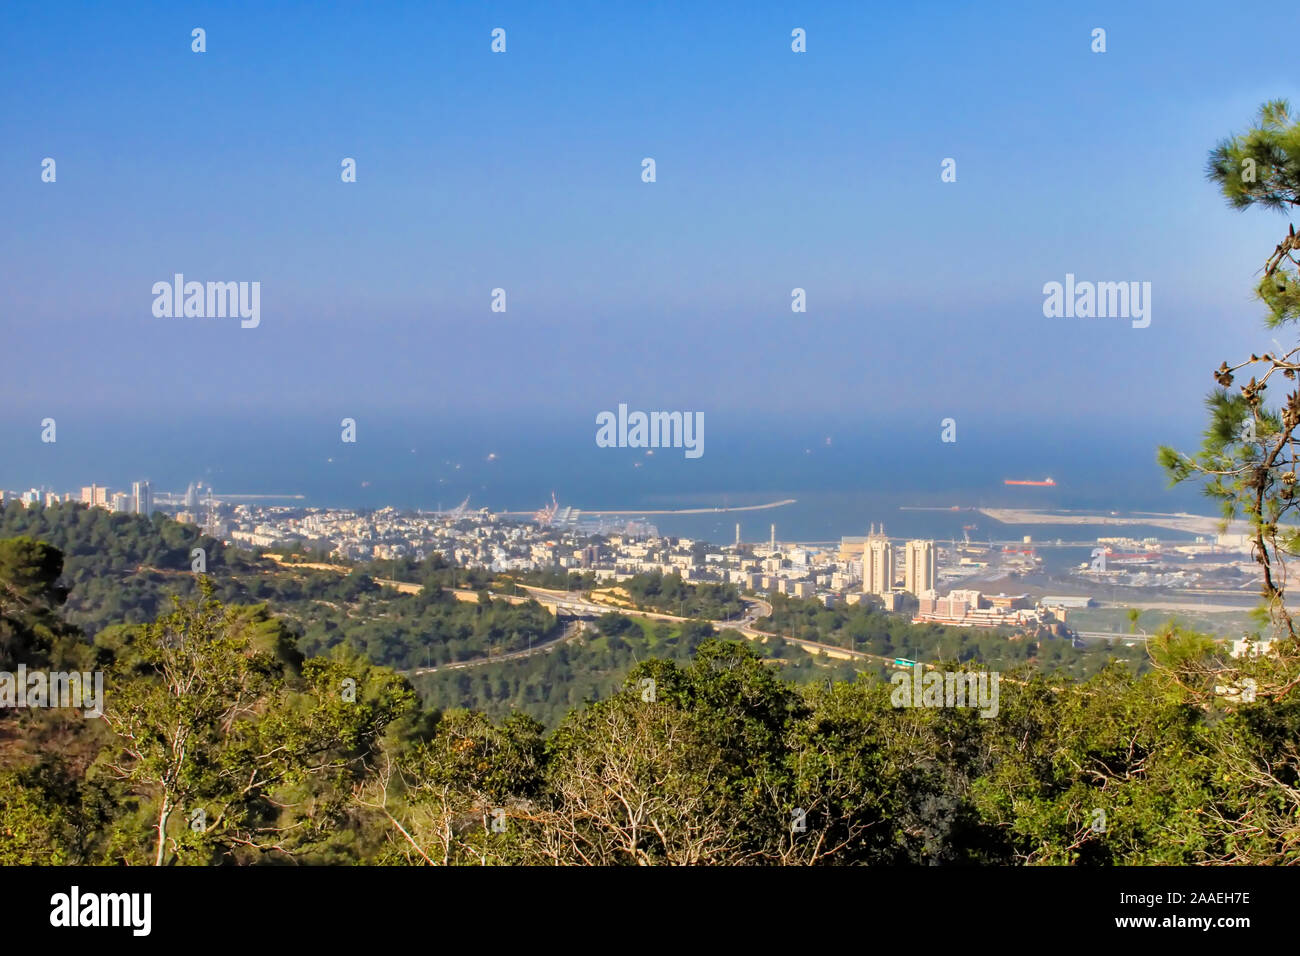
[303,566,894,675]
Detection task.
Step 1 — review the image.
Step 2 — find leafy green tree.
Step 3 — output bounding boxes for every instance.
[0,763,111,864]
[98,582,413,865]
[0,536,78,669]
[1161,100,1300,641]
[539,677,745,864]
[360,710,545,865]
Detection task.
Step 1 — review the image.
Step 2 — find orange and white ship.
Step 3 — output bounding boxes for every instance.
[1004,477,1056,487]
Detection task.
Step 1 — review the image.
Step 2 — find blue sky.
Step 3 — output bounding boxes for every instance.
[1,0,1296,442]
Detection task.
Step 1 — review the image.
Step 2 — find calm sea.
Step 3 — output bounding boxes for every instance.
[0,414,1213,547]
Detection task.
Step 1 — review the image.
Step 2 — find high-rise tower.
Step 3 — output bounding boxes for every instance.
[863,532,894,597]
[132,480,152,516]
[904,540,936,596]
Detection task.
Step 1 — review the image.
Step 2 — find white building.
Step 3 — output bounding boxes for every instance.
[903,539,936,596]
[132,480,153,517]
[863,535,893,596]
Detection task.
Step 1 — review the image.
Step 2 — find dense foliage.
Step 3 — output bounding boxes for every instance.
[0,502,562,673]
[3,540,1295,864]
[410,611,863,728]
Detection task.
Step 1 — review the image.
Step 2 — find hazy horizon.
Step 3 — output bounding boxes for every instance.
[3,0,1298,444]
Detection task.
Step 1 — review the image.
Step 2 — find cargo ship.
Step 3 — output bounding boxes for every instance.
[1100,550,1162,566]
[1004,477,1056,487]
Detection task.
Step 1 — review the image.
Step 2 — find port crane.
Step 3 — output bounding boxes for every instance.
[534,491,559,526]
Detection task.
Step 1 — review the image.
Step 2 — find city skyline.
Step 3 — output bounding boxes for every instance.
[0,480,1257,640]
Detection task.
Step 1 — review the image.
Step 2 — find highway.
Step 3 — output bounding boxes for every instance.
[511,586,905,668]
[272,559,1157,678]
[1074,631,1150,645]
[384,577,888,672]
[266,556,898,673]
[399,618,591,676]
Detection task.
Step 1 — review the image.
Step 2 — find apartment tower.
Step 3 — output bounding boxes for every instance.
[863,528,894,597]
[904,539,937,596]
